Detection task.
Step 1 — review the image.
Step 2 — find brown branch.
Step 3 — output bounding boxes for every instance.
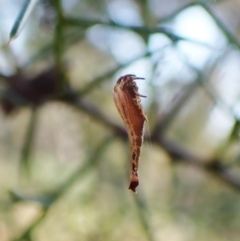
[153,134,240,192]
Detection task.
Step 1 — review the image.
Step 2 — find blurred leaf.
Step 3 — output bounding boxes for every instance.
[9,0,39,42]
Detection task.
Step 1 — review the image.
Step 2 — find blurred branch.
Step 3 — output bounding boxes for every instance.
[175,48,240,122]
[60,90,240,193]
[160,2,240,50]
[52,135,115,201]
[0,67,59,114]
[4,1,240,240]
[52,0,67,87]
[154,135,240,192]
[19,108,37,177]
[61,90,127,137]
[20,1,237,70]
[151,81,199,135]
[133,193,155,241]
[199,2,240,50]
[80,46,170,96]
[214,120,240,162]
[24,29,85,67]
[2,62,240,197]
[63,17,214,49]
[159,2,197,23]
[12,211,46,241]
[11,135,115,241]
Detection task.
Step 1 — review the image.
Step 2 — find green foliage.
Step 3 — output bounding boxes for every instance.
[1,0,240,241]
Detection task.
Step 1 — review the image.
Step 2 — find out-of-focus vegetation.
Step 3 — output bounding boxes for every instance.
[1,0,240,240]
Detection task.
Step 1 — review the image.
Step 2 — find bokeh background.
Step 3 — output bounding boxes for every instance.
[1,0,240,240]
